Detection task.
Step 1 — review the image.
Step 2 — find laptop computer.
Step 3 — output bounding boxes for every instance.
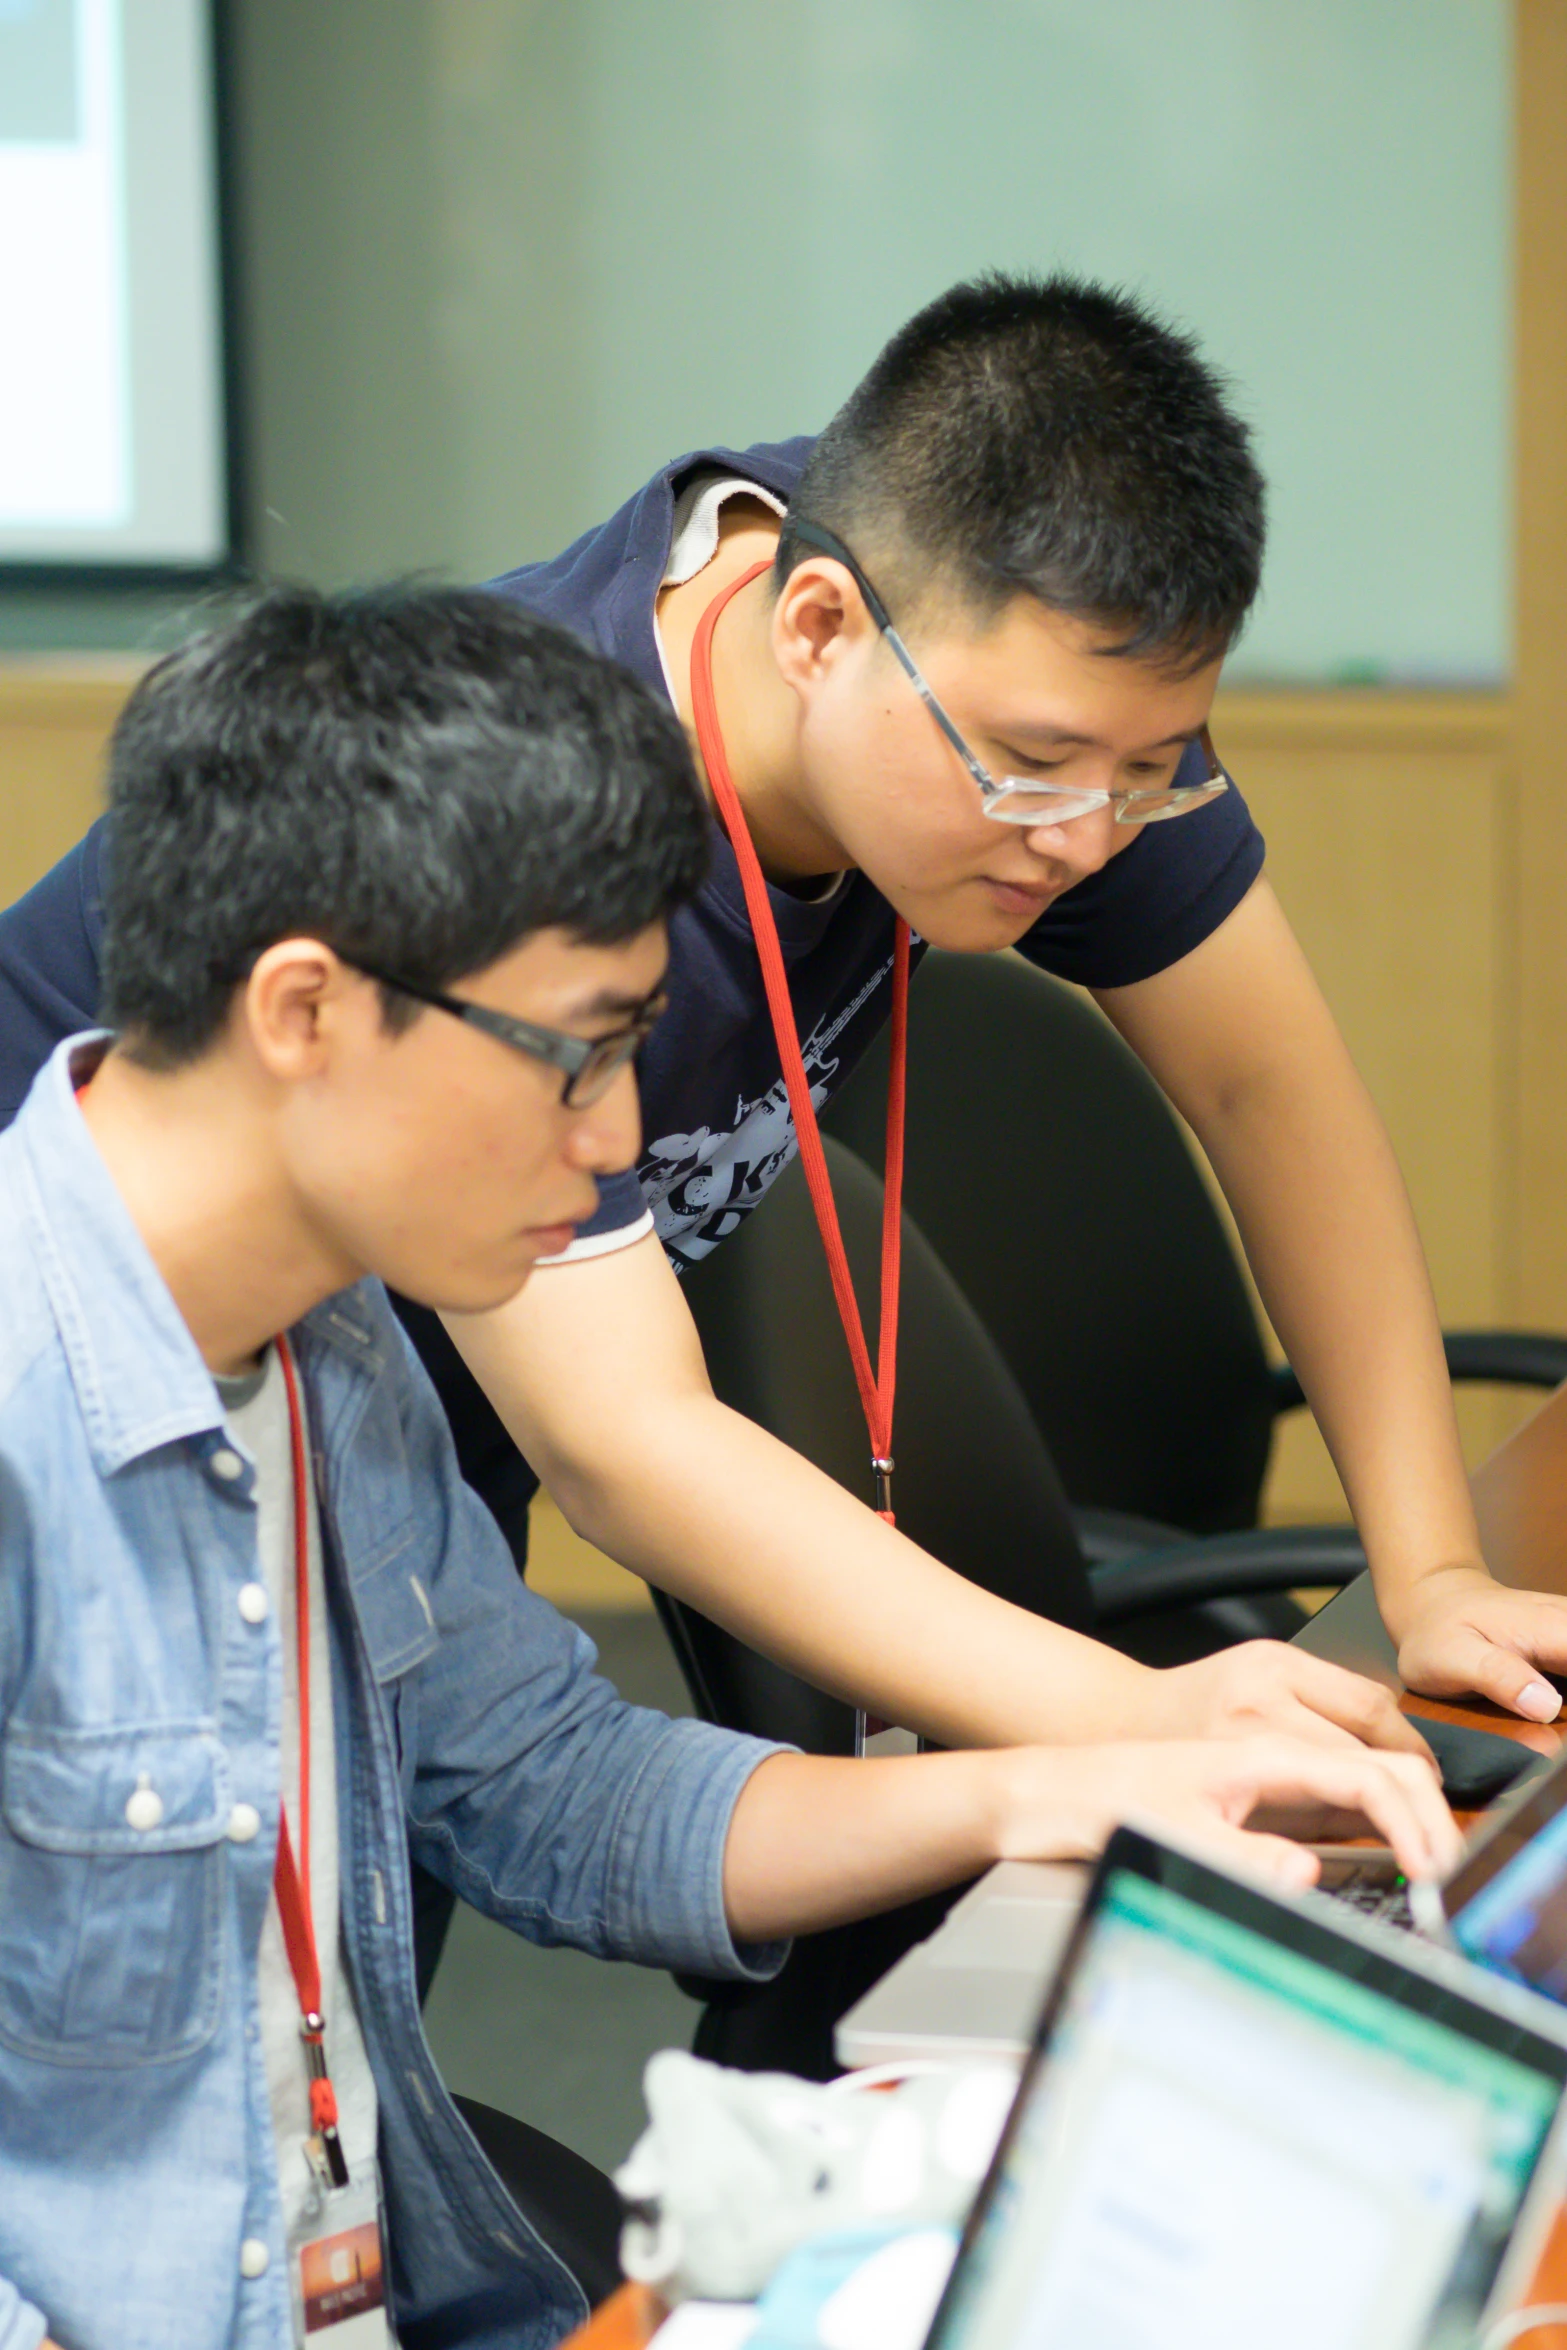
[840,1385,1567,2072]
[919,1824,1567,2350]
[836,1710,1563,2071]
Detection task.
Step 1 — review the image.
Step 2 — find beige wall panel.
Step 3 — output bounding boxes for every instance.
[0,665,137,909]
[1513,1,1567,1329]
[1214,692,1518,1520]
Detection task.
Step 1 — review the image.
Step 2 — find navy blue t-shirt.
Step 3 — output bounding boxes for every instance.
[0,438,1264,1550]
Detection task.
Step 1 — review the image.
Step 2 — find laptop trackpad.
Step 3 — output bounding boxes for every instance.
[930,1896,1081,1972]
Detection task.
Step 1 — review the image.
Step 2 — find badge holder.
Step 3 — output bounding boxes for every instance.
[287,2160,393,2349]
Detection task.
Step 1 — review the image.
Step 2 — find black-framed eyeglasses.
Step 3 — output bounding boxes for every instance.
[788,519,1231,829]
[348,961,666,1107]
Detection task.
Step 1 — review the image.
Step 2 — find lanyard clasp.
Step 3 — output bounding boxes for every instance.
[301,2009,350,2189]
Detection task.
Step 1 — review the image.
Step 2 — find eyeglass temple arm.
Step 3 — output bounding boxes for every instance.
[357,960,585,1070]
[786,518,997,797]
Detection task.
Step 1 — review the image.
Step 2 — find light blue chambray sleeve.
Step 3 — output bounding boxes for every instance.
[0,2272,48,2350]
[330,1292,792,1984]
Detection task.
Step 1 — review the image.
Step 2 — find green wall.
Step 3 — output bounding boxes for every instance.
[1,0,1511,682]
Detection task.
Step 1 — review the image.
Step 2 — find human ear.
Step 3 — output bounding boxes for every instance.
[242,939,355,1080]
[770,558,879,698]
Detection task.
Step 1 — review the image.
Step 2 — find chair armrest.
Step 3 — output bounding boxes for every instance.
[1438,1330,1567,1388]
[1072,1504,1194,1566]
[1088,1524,1367,1627]
[1272,1329,1567,1421]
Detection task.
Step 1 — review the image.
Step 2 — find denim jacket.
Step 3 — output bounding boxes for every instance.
[0,1039,787,2350]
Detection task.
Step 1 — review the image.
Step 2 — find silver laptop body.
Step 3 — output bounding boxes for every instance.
[920,1825,1567,2350]
[834,1860,1088,2069]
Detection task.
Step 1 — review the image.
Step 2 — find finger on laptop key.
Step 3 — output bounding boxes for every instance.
[1239,1739,1458,1881]
[1317,1750,1459,1881]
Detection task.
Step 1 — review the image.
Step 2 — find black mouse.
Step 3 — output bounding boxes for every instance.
[1404,1713,1551,1807]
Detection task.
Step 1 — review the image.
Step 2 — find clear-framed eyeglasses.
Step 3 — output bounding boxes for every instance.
[788,519,1232,829]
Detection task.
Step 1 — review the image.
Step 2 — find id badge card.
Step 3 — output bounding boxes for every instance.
[289,2165,396,2349]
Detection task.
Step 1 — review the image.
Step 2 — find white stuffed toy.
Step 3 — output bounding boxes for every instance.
[614,2050,1016,2304]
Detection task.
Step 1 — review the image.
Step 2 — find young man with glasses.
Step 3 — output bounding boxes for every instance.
[462,277,1567,1751]
[0,586,1459,2350]
[0,279,1559,2067]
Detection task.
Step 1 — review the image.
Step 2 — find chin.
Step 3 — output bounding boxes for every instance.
[911,899,1041,955]
[387,1257,538,1319]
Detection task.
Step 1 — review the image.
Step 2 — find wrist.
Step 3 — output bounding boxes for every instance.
[987,1746,1110,1866]
[1374,1556,1494,1645]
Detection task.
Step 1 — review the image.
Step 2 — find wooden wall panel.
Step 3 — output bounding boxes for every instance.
[1211,691,1525,1523]
[1513,0,1567,1332]
[0,663,138,910]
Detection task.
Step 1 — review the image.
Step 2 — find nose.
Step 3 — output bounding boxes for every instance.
[565,1060,642,1176]
[1019,800,1118,876]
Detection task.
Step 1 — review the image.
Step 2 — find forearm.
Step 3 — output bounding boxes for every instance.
[445,1250,1152,1749]
[723,1749,1008,1937]
[1102,880,1485,1633]
[723,1732,1461,1939]
[446,1234,1428,1756]
[1199,1057,1485,1626]
[553,1390,1151,1749]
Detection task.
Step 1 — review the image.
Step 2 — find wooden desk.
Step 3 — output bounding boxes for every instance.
[562,1685,1567,2350]
[562,2283,662,2349]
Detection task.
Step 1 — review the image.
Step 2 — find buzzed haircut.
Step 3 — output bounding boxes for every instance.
[777,272,1266,669]
[101,585,709,1066]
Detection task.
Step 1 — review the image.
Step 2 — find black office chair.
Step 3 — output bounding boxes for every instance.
[454,2095,623,2307]
[662,1137,1364,2076]
[822,949,1567,1563]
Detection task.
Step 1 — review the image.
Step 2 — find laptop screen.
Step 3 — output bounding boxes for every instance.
[1451,1798,1567,1999]
[1439,1745,1567,2002]
[926,1852,1566,2350]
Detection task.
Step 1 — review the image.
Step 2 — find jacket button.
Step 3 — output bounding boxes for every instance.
[238,2237,270,2279]
[124,1780,165,1832]
[237,1582,269,1624]
[211,1448,245,1482]
[227,1803,262,1843]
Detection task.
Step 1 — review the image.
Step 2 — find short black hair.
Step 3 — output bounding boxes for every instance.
[776,273,1265,668]
[101,584,709,1066]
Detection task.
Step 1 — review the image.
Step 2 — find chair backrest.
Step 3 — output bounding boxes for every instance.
[823,950,1279,1536]
[672,1134,1097,1750]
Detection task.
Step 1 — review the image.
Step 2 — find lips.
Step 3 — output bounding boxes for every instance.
[525,1223,579,1257]
[982,876,1060,918]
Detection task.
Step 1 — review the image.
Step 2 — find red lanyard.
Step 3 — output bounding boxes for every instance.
[274,1335,349,2189]
[73,1075,350,2179]
[689,560,909,1526]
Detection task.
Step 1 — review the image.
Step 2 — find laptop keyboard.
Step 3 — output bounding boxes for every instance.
[1328,1868,1415,1932]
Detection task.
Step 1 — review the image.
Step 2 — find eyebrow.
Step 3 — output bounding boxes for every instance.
[564,981,668,1024]
[998,724,1199,755]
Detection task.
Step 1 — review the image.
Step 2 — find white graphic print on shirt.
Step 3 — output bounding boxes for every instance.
[643,949,897,1267]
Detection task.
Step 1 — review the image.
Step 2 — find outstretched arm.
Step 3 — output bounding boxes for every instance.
[722,1735,1458,1941]
[444,1234,1428,1757]
[1098,875,1567,1723]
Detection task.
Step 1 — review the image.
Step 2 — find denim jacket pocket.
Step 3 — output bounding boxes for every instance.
[0,1721,231,2065]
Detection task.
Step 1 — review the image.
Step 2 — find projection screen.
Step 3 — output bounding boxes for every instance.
[0,0,231,573]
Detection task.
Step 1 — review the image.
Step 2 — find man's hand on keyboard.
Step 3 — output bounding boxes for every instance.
[997,1736,1460,1893]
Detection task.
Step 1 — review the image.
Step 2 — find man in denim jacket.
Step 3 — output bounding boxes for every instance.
[0,589,1453,2350]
